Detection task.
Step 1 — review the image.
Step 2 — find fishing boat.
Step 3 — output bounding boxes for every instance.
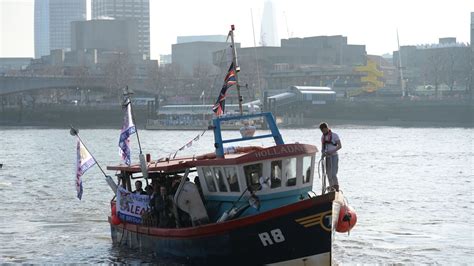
[104,25,357,265]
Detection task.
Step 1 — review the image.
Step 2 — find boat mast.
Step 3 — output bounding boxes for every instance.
[229,25,243,115]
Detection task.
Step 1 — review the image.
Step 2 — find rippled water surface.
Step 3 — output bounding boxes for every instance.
[0,126,472,264]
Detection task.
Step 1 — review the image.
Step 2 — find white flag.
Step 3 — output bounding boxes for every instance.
[76,138,96,200]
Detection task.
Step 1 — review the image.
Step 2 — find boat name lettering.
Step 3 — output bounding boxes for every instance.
[255,145,304,159]
[258,229,286,246]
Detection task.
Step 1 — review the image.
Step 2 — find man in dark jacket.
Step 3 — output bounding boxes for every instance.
[153,186,174,228]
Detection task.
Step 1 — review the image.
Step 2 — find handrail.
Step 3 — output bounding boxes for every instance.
[212,112,284,158]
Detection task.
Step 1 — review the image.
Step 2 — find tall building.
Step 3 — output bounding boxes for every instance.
[393,38,471,91]
[260,1,279,47]
[71,20,139,54]
[34,0,87,58]
[92,0,150,59]
[34,0,49,58]
[471,12,473,50]
[471,12,473,93]
[280,35,366,66]
[172,41,233,75]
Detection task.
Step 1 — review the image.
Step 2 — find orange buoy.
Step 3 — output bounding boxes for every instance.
[111,204,116,215]
[111,214,121,225]
[336,204,357,233]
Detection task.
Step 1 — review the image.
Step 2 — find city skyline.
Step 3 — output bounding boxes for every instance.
[0,0,472,59]
[34,0,86,58]
[260,1,279,47]
[91,0,150,59]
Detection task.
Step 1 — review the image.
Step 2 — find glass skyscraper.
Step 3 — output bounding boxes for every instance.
[34,0,86,58]
[92,0,150,59]
[260,0,279,47]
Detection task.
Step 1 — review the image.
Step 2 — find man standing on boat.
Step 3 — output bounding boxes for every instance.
[133,180,146,195]
[320,122,342,192]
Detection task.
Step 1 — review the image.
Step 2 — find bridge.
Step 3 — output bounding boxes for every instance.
[0,75,154,96]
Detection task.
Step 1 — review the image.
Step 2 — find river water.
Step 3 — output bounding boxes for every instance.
[0,126,472,264]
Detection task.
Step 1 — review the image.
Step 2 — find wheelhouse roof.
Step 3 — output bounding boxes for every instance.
[107,143,318,174]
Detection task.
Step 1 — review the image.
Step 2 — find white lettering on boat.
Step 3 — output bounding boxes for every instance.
[258,229,286,246]
[254,145,305,159]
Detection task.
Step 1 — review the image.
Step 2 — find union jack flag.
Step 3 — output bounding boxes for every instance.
[212,62,237,116]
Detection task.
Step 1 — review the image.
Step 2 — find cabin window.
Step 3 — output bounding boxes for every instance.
[224,167,240,192]
[284,158,297,186]
[203,167,217,192]
[302,156,312,184]
[244,163,262,191]
[270,160,282,188]
[213,167,228,192]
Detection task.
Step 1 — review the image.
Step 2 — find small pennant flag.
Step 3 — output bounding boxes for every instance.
[186,141,193,148]
[76,138,96,200]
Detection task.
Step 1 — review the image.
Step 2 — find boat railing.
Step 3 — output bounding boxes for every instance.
[212,112,284,158]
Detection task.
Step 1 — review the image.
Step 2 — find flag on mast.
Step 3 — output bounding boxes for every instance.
[212,62,236,116]
[76,137,96,200]
[119,98,136,165]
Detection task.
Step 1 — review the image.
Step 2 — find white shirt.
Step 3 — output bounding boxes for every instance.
[321,132,340,155]
[259,176,271,189]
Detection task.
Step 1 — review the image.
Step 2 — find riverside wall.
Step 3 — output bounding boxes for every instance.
[0,100,472,128]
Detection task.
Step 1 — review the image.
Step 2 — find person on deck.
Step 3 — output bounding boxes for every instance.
[133,180,146,195]
[170,175,182,196]
[319,122,342,192]
[194,176,205,203]
[145,184,154,196]
[154,186,174,228]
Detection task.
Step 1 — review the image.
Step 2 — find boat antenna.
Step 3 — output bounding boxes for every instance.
[69,125,107,176]
[229,25,243,115]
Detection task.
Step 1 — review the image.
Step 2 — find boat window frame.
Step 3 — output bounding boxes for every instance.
[213,167,229,192]
[243,163,263,191]
[202,166,217,192]
[302,156,313,184]
[283,157,298,187]
[223,166,240,192]
[270,160,283,189]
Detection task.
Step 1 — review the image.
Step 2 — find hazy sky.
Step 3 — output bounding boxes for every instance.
[0,0,472,59]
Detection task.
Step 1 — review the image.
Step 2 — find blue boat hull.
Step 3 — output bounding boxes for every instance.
[110,192,340,265]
